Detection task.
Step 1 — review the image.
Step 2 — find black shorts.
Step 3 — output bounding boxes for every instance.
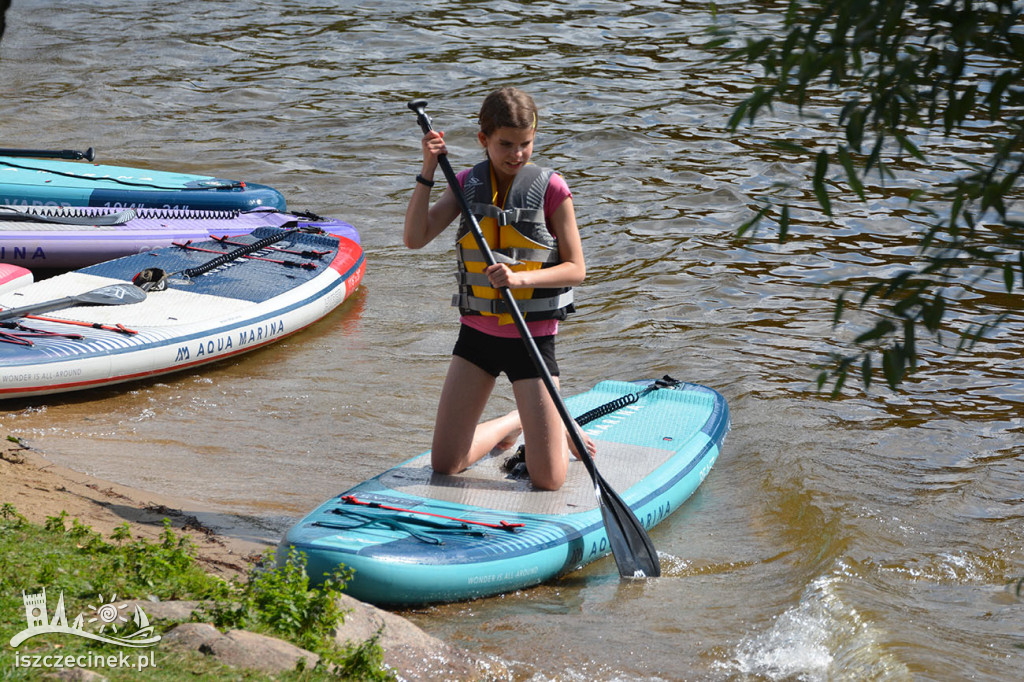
[452,324,559,383]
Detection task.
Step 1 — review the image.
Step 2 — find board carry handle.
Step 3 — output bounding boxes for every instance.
[406,98,660,579]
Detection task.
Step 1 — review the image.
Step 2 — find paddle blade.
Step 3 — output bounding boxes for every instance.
[596,474,661,578]
[74,283,147,306]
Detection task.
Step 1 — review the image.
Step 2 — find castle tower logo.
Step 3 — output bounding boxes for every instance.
[10,588,161,648]
[23,588,48,629]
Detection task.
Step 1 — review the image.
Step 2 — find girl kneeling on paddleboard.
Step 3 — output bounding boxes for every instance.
[403,86,595,491]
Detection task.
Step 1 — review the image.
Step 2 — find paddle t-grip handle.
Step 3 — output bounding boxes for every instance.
[407,99,433,136]
[405,99,492,270]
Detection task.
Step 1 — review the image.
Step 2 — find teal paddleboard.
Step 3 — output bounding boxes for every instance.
[279,378,730,606]
[0,156,285,211]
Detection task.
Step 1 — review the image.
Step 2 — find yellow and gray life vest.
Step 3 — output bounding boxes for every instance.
[453,161,575,324]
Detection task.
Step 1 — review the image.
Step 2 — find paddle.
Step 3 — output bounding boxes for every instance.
[0,147,95,161]
[0,283,146,322]
[407,98,661,578]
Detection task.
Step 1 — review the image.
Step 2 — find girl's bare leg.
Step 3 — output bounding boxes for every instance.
[431,356,525,474]
[431,359,596,487]
[512,376,569,491]
[431,356,496,475]
[494,415,523,451]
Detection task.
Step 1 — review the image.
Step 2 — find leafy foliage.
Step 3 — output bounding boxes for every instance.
[203,548,394,680]
[0,507,393,679]
[204,548,349,653]
[721,0,1024,392]
[1,510,226,604]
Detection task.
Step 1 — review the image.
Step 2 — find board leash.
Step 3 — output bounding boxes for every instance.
[0,205,242,226]
[177,228,302,278]
[575,375,681,426]
[211,235,331,258]
[132,227,302,291]
[171,241,318,269]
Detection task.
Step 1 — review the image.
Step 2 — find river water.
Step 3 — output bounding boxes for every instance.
[1,0,1021,679]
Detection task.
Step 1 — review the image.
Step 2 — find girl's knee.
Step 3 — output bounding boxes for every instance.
[530,473,565,491]
[526,452,568,491]
[431,448,466,475]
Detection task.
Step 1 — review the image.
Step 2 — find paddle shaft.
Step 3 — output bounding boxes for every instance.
[0,284,145,322]
[407,99,660,578]
[0,295,80,321]
[0,147,95,161]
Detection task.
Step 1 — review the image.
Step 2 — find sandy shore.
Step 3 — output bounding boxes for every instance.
[0,437,274,578]
[1,438,500,679]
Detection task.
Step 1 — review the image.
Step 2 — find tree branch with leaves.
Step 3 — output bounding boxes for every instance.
[719,0,1024,393]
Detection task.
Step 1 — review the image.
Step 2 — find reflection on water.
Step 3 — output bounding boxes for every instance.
[1,0,1021,679]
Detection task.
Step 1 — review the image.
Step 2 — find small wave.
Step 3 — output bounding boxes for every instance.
[657,552,758,577]
[715,568,911,681]
[878,550,1011,584]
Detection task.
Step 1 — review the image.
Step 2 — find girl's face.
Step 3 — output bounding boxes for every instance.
[478,126,535,180]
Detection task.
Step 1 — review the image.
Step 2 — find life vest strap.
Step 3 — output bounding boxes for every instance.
[456,244,522,266]
[452,289,574,315]
[456,272,493,288]
[470,203,545,227]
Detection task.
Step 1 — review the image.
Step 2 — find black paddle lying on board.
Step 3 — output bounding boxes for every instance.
[0,283,146,322]
[0,147,95,161]
[407,98,660,578]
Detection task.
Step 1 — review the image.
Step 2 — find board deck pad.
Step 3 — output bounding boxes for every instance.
[376,440,672,516]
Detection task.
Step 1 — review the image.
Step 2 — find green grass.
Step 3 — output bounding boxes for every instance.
[0,503,394,680]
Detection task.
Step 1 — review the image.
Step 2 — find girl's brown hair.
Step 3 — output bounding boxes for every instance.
[478,87,538,136]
